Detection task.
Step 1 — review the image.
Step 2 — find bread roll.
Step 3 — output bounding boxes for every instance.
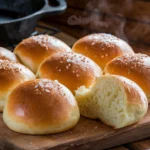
[0,47,19,63]
[104,54,150,102]
[72,33,134,69]
[75,75,148,129]
[0,60,35,112]
[14,35,71,73]
[37,52,102,93]
[3,79,80,135]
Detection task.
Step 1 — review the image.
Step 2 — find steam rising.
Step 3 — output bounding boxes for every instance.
[68,0,134,42]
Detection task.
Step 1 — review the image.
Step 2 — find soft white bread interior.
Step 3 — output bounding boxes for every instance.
[37,52,102,93]
[3,79,80,135]
[0,60,35,112]
[72,33,134,69]
[104,54,150,102]
[75,75,148,129]
[14,35,71,73]
[0,47,20,63]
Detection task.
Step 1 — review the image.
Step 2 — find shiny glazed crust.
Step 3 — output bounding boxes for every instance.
[0,60,35,112]
[72,33,134,69]
[37,52,102,93]
[14,35,71,73]
[104,53,150,101]
[3,79,80,135]
[0,47,20,63]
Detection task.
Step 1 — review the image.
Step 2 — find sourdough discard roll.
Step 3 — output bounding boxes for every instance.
[0,47,19,63]
[104,54,150,102]
[0,60,35,112]
[3,79,80,135]
[14,35,71,73]
[72,33,134,69]
[37,52,102,93]
[75,75,148,129]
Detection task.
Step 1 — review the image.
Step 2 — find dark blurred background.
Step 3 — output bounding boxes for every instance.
[43,0,150,54]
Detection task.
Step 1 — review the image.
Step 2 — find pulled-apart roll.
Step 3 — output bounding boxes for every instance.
[14,35,71,73]
[72,33,134,69]
[75,75,148,129]
[3,79,80,135]
[0,60,35,112]
[37,52,102,93]
[104,54,150,102]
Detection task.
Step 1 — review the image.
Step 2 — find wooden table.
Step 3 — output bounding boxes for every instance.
[37,21,150,150]
[39,21,150,150]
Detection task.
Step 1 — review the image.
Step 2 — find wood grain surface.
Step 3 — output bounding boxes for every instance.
[0,107,150,150]
[126,139,150,150]
[108,146,129,150]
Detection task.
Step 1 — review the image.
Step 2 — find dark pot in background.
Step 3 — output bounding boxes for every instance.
[0,0,67,46]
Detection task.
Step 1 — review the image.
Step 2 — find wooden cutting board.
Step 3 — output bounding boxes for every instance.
[0,107,150,150]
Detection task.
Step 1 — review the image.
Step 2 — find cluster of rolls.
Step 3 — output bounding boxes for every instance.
[0,33,149,135]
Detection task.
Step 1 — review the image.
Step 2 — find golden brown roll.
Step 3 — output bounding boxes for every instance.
[104,53,150,102]
[0,47,19,63]
[75,75,148,129]
[3,79,80,135]
[0,60,35,112]
[37,52,102,93]
[72,33,134,69]
[14,35,71,73]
